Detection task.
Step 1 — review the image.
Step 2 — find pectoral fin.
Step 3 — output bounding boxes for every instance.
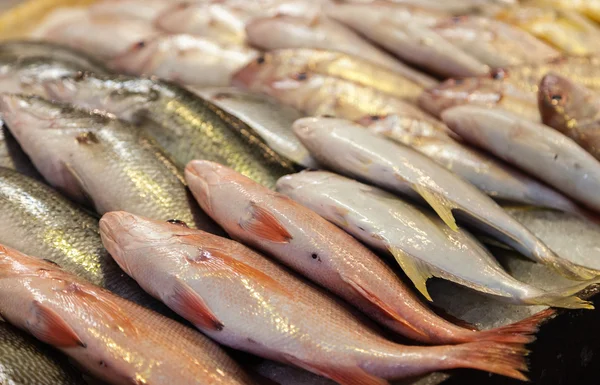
[240,202,293,243]
[414,184,459,231]
[168,278,223,331]
[27,301,85,348]
[389,246,434,301]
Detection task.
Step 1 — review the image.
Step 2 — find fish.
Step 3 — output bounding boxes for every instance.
[293,117,599,281]
[384,0,517,15]
[418,77,541,121]
[251,360,336,385]
[495,6,600,56]
[326,2,489,78]
[0,166,174,314]
[89,0,173,22]
[0,126,42,180]
[442,105,600,217]
[358,114,584,213]
[31,7,159,59]
[245,14,412,73]
[528,0,600,23]
[233,49,435,103]
[41,74,296,189]
[538,73,600,161]
[193,88,317,168]
[0,244,257,385]
[0,321,87,385]
[432,16,560,67]
[184,160,554,344]
[0,94,221,234]
[233,65,432,121]
[109,34,259,87]
[277,171,592,309]
[100,210,543,383]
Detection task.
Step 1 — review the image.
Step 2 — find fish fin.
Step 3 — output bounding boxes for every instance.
[329,205,350,227]
[341,275,429,340]
[27,301,85,347]
[430,305,478,331]
[283,354,388,385]
[525,277,600,310]
[168,278,224,331]
[474,308,555,345]
[62,161,94,205]
[348,148,373,172]
[413,184,459,231]
[239,202,293,243]
[389,246,433,301]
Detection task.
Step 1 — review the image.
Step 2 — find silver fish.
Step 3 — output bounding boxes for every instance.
[293,117,599,280]
[194,87,317,168]
[442,106,600,215]
[100,211,537,383]
[277,171,592,309]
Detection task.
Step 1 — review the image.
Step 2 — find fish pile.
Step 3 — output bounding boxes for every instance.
[0,0,599,384]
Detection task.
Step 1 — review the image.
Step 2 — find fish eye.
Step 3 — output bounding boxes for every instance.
[454,79,464,85]
[293,72,308,81]
[551,94,562,102]
[256,56,266,64]
[491,68,507,80]
[134,41,146,49]
[167,219,189,227]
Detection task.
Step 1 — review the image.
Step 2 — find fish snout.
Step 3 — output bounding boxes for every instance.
[185,160,230,214]
[99,211,138,242]
[292,117,323,141]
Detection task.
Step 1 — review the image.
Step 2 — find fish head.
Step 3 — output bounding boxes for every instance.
[154,2,205,32]
[109,36,163,76]
[231,54,273,90]
[275,171,335,197]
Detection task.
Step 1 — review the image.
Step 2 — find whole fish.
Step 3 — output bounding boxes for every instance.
[0,245,256,385]
[326,2,489,78]
[358,114,584,213]
[110,34,259,87]
[432,16,559,67]
[0,167,173,313]
[418,77,540,121]
[233,65,432,121]
[32,8,159,59]
[100,211,540,383]
[293,117,599,281]
[539,73,600,161]
[442,106,600,216]
[0,321,86,385]
[0,94,220,234]
[495,6,600,55]
[245,14,411,73]
[193,88,317,168]
[40,73,295,188]
[89,0,173,22]
[233,49,435,103]
[277,171,591,308]
[184,160,549,344]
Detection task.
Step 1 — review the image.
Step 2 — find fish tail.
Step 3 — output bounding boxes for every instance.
[470,308,554,345]
[525,278,600,309]
[444,341,530,381]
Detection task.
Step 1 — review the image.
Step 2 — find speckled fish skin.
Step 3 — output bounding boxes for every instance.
[245,14,411,74]
[539,73,600,161]
[432,16,559,67]
[193,87,317,168]
[235,49,435,103]
[358,114,584,213]
[277,171,593,309]
[0,167,174,314]
[100,211,534,383]
[89,0,173,22]
[184,160,550,344]
[0,94,220,234]
[41,73,295,189]
[0,321,86,385]
[0,245,256,385]
[233,64,433,121]
[109,34,259,87]
[418,77,540,121]
[326,2,489,78]
[293,117,598,281]
[443,106,600,218]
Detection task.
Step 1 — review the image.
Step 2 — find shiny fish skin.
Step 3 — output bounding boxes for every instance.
[245,14,411,74]
[0,127,42,180]
[0,164,176,315]
[0,245,256,385]
[0,321,86,385]
[327,2,489,78]
[90,0,172,22]
[109,34,259,87]
[432,16,559,67]
[358,114,583,213]
[184,160,551,344]
[0,94,220,234]
[100,211,535,383]
[539,73,600,161]
[278,171,592,309]
[293,117,598,281]
[418,77,540,121]
[193,87,317,168]
[235,49,435,103]
[443,106,600,217]
[529,0,600,23]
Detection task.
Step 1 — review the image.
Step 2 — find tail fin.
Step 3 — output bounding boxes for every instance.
[448,341,530,381]
[472,308,555,345]
[526,278,600,309]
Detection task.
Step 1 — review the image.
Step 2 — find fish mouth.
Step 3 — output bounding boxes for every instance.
[185,160,227,215]
[292,117,321,140]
